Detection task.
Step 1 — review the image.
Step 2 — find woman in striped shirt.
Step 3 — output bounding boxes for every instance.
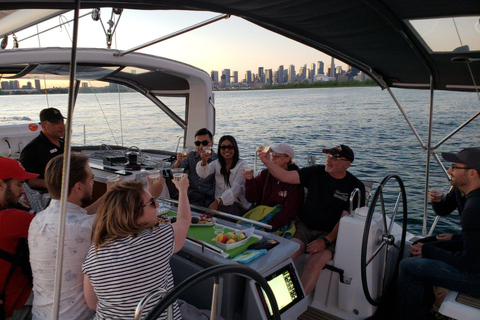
[82,175,191,320]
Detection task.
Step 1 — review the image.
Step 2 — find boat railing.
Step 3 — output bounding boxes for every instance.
[349,188,362,216]
[158,197,272,230]
[134,288,173,320]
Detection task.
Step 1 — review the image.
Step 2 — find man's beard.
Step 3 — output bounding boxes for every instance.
[80,192,92,206]
[4,183,19,207]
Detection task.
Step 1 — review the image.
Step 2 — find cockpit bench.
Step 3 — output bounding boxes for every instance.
[438,291,480,320]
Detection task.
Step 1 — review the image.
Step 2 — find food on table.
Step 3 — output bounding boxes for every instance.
[215,231,247,244]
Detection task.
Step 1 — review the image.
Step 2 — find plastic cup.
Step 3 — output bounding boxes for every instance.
[181,148,191,156]
[432,189,444,202]
[172,168,184,182]
[148,169,160,183]
[203,146,212,155]
[107,174,120,184]
[213,225,224,236]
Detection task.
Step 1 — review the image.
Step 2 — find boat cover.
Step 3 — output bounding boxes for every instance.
[0,0,479,92]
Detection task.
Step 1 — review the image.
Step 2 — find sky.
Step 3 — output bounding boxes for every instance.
[13,8,347,79]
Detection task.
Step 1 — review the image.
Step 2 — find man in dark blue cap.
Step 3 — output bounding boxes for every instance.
[19,108,65,191]
[260,144,365,295]
[396,147,480,320]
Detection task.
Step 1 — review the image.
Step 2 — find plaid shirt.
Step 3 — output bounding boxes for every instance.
[181,151,217,197]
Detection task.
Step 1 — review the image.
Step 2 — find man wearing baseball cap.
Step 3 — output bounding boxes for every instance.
[396,147,480,319]
[19,108,65,191]
[259,144,364,295]
[0,158,39,319]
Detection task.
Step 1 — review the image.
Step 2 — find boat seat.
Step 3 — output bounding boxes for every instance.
[438,291,480,320]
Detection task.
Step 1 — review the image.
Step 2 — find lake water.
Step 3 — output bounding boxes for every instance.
[1,87,479,235]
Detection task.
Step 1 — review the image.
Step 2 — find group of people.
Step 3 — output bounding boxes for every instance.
[1,107,478,320]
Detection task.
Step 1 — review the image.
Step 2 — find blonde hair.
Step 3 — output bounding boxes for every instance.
[91,180,157,249]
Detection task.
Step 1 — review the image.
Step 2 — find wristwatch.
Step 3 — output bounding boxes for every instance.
[322,237,331,248]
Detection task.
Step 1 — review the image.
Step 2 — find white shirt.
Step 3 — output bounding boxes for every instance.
[196,159,249,208]
[28,199,95,320]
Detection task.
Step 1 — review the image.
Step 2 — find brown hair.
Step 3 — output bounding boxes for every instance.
[45,153,90,199]
[91,180,157,249]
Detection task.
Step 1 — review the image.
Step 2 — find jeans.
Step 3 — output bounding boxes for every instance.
[396,257,480,320]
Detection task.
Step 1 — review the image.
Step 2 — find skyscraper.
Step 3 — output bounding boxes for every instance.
[265,69,273,85]
[317,61,324,75]
[222,69,231,84]
[211,71,219,84]
[232,71,238,84]
[277,65,284,84]
[288,65,295,83]
[329,57,336,78]
[245,70,252,84]
[310,63,316,81]
[258,67,265,83]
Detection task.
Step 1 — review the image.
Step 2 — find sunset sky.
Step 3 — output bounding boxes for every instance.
[14,8,347,79]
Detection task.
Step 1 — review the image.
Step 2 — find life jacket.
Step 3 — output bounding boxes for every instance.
[0,206,33,320]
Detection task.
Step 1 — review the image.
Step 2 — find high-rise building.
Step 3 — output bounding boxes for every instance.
[277,65,284,84]
[299,65,307,82]
[34,78,41,90]
[1,81,8,90]
[288,65,295,83]
[221,74,227,87]
[232,71,238,84]
[310,63,316,81]
[258,67,264,83]
[245,70,252,84]
[265,69,273,85]
[317,61,324,74]
[329,57,336,78]
[211,71,219,84]
[222,69,231,84]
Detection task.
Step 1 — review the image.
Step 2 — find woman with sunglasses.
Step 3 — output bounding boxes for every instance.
[242,143,304,232]
[196,135,249,216]
[82,175,190,319]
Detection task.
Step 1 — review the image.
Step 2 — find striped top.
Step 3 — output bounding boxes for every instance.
[82,224,181,320]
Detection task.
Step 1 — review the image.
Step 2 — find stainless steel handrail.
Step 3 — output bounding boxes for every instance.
[186,235,224,254]
[135,288,173,320]
[349,188,362,216]
[158,197,272,230]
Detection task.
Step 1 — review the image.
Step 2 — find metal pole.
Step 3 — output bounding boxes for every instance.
[51,1,80,318]
[423,75,435,236]
[116,13,230,56]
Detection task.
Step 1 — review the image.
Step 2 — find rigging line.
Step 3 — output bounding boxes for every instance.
[17,12,90,43]
[59,14,72,42]
[114,31,125,146]
[452,18,464,47]
[88,81,119,146]
[36,24,50,107]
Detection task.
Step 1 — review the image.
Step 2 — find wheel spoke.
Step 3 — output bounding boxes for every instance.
[379,191,388,233]
[380,244,389,293]
[366,241,386,266]
[388,192,402,234]
[391,243,401,251]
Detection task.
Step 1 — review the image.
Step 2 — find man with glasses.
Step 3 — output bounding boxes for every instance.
[396,147,480,320]
[28,154,164,319]
[259,144,365,295]
[173,128,217,207]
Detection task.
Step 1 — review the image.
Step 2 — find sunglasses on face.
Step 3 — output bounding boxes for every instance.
[450,164,472,171]
[326,154,349,161]
[220,145,234,150]
[194,140,211,146]
[143,197,157,208]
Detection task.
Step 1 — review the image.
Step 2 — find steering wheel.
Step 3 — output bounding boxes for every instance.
[140,264,281,320]
[361,174,407,306]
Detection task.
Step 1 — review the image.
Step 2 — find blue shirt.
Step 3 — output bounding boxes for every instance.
[181,151,217,197]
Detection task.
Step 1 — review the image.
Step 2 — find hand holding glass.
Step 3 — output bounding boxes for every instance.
[148,169,160,183]
[107,174,120,185]
[172,168,184,182]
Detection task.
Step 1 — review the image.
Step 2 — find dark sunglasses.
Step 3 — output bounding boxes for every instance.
[220,145,234,150]
[194,140,211,146]
[143,197,157,208]
[451,164,472,171]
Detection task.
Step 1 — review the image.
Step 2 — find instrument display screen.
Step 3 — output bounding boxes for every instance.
[260,262,304,317]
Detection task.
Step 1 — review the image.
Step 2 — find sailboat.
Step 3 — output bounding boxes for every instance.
[0,1,479,319]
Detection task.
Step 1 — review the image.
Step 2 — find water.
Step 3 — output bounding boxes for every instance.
[2,87,479,235]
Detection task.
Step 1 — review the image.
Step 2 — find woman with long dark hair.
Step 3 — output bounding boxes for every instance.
[196,135,249,216]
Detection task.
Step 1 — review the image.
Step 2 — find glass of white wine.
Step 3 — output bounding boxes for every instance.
[172,168,184,181]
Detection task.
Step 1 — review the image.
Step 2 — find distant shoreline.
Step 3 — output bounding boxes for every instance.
[0,79,376,95]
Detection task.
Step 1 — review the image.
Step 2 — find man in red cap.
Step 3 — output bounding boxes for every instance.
[0,158,39,320]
